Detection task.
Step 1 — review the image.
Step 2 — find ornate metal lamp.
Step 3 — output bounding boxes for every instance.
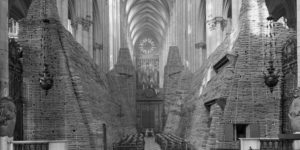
[263,16,279,93]
[263,60,279,93]
[38,1,54,96]
[39,64,54,95]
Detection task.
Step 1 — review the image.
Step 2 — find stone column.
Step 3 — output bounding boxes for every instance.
[81,16,93,58]
[195,41,206,69]
[200,42,207,67]
[108,48,136,134]
[87,0,93,58]
[56,0,68,29]
[93,43,102,65]
[206,17,226,57]
[206,0,225,56]
[73,17,93,58]
[93,0,110,73]
[206,104,222,150]
[73,0,93,58]
[0,0,9,97]
[108,0,121,67]
[119,1,128,50]
[163,46,185,133]
[73,19,82,47]
[231,0,241,32]
[297,0,300,87]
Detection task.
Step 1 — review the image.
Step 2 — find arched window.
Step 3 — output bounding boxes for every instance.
[8,18,19,39]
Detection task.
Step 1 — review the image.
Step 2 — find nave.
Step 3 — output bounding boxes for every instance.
[1,0,300,150]
[113,132,191,150]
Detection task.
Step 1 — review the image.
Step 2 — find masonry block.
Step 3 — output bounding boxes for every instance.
[17,0,126,149]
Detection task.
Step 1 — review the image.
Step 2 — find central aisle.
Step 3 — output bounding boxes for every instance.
[144,137,161,150]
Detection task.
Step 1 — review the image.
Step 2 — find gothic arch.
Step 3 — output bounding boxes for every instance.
[92,0,100,35]
[196,0,206,61]
[125,0,170,48]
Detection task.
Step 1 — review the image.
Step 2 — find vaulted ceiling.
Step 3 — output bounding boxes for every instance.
[125,0,171,47]
[8,0,172,51]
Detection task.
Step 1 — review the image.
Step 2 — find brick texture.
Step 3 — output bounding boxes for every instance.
[163,0,296,150]
[17,0,133,149]
[163,46,193,135]
[107,48,137,135]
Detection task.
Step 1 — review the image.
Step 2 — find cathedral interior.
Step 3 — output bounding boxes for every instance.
[0,0,299,150]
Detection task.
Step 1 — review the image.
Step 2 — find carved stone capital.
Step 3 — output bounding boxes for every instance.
[207,17,227,31]
[72,17,93,31]
[81,18,93,31]
[70,19,78,30]
[94,43,103,50]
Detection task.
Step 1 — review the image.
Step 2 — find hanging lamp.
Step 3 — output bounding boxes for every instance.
[263,16,279,93]
[38,0,54,95]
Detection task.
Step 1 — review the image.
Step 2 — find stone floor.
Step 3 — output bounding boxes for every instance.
[144,137,161,150]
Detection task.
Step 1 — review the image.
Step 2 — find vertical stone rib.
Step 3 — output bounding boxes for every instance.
[297,0,300,87]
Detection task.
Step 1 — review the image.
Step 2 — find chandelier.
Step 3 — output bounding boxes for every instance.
[38,0,54,95]
[39,64,54,95]
[263,16,279,93]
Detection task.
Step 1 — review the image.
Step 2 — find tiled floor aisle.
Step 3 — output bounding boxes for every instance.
[144,137,162,150]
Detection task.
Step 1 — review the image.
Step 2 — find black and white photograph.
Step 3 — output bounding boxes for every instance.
[0,0,298,150]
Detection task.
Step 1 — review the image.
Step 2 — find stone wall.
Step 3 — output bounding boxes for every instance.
[162,0,297,150]
[107,48,137,135]
[216,0,295,148]
[163,46,193,135]
[184,36,236,150]
[17,0,132,149]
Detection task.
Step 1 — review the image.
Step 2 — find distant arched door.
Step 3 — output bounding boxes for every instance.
[142,109,155,129]
[137,99,164,133]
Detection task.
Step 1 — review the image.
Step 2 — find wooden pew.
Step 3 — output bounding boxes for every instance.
[113,133,145,150]
[155,133,191,150]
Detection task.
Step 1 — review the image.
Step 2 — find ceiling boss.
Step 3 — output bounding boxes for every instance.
[139,38,156,54]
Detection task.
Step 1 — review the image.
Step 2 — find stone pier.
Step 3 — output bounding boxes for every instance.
[0,0,9,97]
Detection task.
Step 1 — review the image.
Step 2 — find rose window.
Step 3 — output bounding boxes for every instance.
[139,38,156,54]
